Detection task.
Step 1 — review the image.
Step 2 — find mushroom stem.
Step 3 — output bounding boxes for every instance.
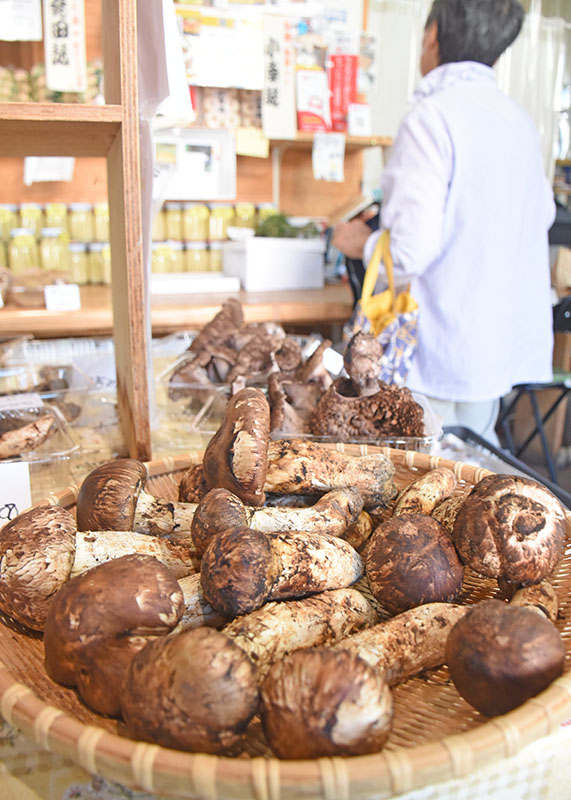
[265,440,397,509]
[133,490,197,536]
[70,530,199,580]
[171,574,225,633]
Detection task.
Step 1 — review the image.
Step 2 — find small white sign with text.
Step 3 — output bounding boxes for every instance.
[44,283,81,311]
[0,462,32,529]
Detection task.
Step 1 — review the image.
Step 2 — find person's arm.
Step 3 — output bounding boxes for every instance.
[379,101,453,279]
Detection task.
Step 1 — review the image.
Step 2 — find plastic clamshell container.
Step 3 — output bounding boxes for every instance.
[0,362,94,397]
[0,398,79,503]
[222,237,326,291]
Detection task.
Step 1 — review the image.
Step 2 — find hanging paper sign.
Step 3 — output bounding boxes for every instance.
[261,14,297,140]
[0,462,32,528]
[43,0,87,93]
[0,0,42,41]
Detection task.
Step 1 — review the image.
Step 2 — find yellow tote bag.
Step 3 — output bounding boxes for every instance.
[342,229,419,386]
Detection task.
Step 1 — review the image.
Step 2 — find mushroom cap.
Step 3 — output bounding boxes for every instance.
[177,463,208,503]
[191,488,250,557]
[0,504,76,630]
[200,527,275,618]
[452,474,566,583]
[445,599,565,717]
[75,458,147,531]
[44,553,184,717]
[343,331,383,392]
[202,387,270,506]
[366,514,464,614]
[121,627,259,754]
[260,647,393,758]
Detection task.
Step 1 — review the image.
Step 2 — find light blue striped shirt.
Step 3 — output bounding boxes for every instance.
[364,61,556,402]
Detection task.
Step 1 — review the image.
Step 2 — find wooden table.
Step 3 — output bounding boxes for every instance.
[0,283,354,339]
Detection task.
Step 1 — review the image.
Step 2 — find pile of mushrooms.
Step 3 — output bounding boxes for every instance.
[0,381,568,761]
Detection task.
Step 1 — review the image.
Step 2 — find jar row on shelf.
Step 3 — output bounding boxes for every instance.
[1,230,111,285]
[0,203,110,244]
[154,201,276,242]
[151,240,225,273]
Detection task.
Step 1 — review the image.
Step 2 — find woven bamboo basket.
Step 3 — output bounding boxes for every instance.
[0,443,571,800]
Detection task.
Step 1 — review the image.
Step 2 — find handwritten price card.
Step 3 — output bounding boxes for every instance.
[0,462,31,529]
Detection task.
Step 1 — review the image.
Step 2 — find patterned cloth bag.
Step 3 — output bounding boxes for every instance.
[342,229,419,386]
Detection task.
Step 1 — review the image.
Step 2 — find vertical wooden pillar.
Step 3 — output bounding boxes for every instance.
[102,0,151,460]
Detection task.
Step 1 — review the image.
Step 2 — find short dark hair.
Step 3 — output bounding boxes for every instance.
[426,0,525,67]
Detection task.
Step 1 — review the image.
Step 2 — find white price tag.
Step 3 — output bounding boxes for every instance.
[312,133,346,182]
[0,462,32,528]
[43,0,87,92]
[44,283,81,311]
[0,392,44,411]
[348,103,372,137]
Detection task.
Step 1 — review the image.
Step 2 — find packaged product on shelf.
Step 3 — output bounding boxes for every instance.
[0,241,7,269]
[88,242,111,284]
[151,241,175,274]
[0,67,12,102]
[68,203,94,243]
[202,87,241,130]
[209,203,234,240]
[8,228,39,274]
[170,240,185,272]
[19,203,44,239]
[44,202,68,233]
[234,202,257,229]
[12,68,32,102]
[209,241,223,272]
[39,228,68,272]
[93,202,110,242]
[0,205,18,242]
[68,242,89,284]
[182,202,210,241]
[185,240,209,272]
[152,208,166,241]
[164,201,184,241]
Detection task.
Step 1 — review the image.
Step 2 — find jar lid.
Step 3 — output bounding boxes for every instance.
[68,242,88,252]
[89,242,106,252]
[209,241,224,248]
[169,240,184,250]
[40,227,63,237]
[185,241,208,249]
[0,204,18,212]
[69,202,93,211]
[20,202,42,210]
[9,227,35,237]
[164,201,183,209]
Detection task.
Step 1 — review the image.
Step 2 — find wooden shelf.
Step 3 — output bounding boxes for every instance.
[0,103,122,157]
[0,283,354,338]
[270,134,393,152]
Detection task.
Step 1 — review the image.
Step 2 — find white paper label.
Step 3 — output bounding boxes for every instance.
[0,392,44,411]
[0,0,42,42]
[44,283,81,311]
[23,156,75,186]
[0,462,32,527]
[312,132,346,182]
[261,15,297,140]
[348,103,372,137]
[43,0,87,93]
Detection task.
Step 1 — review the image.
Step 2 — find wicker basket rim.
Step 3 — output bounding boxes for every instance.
[3,443,571,800]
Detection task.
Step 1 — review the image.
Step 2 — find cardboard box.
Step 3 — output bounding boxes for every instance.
[222,237,325,292]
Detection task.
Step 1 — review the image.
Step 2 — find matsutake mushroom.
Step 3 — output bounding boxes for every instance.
[190,486,364,557]
[76,457,199,536]
[0,504,198,631]
[44,553,185,716]
[0,410,56,460]
[200,527,363,618]
[392,467,456,516]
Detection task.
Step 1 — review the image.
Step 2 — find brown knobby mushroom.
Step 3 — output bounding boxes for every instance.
[190,486,364,556]
[224,586,377,681]
[260,648,393,758]
[445,599,565,717]
[121,627,259,754]
[343,331,384,397]
[0,411,56,460]
[452,474,566,584]
[201,527,363,618]
[177,463,209,503]
[43,554,184,716]
[76,457,198,536]
[392,467,456,516]
[366,514,464,614]
[202,387,271,506]
[0,504,198,631]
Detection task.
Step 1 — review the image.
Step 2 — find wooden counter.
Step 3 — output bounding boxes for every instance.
[0,283,354,339]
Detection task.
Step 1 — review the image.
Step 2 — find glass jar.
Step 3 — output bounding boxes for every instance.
[8,228,39,274]
[170,240,185,272]
[44,202,68,233]
[93,202,110,242]
[209,203,234,241]
[88,242,112,284]
[151,242,174,274]
[209,241,223,272]
[257,203,278,224]
[68,242,89,284]
[182,203,210,241]
[0,205,18,243]
[69,203,94,243]
[151,209,166,242]
[0,241,7,268]
[19,203,44,239]
[39,227,68,272]
[185,241,209,272]
[164,201,183,241]
[234,202,256,230]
